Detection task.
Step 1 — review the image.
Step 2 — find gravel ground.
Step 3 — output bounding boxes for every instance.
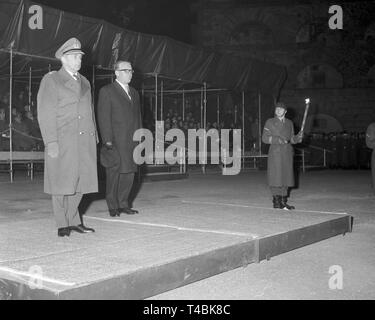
[147,169,375,300]
[1,169,374,300]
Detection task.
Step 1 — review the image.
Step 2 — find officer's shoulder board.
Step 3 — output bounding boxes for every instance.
[40,71,59,88]
[49,70,62,82]
[43,70,56,79]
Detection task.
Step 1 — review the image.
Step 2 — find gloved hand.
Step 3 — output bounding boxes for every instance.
[278,137,288,144]
[104,141,113,150]
[295,131,303,143]
[47,142,59,158]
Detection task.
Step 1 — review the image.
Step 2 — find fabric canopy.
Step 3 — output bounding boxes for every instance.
[0,0,286,95]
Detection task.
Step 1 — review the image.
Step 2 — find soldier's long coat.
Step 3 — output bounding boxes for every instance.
[37,67,98,195]
[366,122,375,191]
[97,81,142,173]
[262,117,298,187]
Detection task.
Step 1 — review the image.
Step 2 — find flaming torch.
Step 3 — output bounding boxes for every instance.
[300,98,310,134]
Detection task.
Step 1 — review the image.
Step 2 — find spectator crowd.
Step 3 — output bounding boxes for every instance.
[0,87,43,152]
[302,131,371,169]
[0,87,372,170]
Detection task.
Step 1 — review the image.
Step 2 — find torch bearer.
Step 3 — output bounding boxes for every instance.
[300,98,310,135]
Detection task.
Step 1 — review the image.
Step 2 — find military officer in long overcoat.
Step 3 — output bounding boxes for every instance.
[37,38,98,237]
[97,60,142,217]
[366,122,375,194]
[262,102,303,210]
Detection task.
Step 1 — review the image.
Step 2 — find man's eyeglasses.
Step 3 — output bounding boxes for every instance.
[117,68,134,74]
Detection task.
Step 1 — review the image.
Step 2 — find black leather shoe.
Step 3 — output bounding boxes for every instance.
[69,225,85,233]
[281,196,295,210]
[78,224,95,233]
[69,225,95,233]
[109,209,120,217]
[119,207,138,215]
[58,227,71,237]
[272,196,282,209]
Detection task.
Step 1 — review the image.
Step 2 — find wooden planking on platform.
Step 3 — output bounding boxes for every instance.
[0,238,257,300]
[61,214,352,300]
[258,215,353,262]
[0,213,352,300]
[59,239,258,300]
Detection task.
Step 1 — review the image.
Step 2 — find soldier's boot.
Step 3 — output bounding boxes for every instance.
[272,195,282,209]
[281,196,295,210]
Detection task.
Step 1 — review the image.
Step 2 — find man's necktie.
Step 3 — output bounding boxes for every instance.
[72,73,78,81]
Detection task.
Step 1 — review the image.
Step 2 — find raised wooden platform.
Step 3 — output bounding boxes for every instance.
[0,200,352,300]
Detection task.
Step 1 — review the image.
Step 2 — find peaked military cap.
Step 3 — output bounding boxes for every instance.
[274,102,287,110]
[55,37,85,59]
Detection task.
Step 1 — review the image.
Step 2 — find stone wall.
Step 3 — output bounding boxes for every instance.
[279,88,375,132]
[190,1,375,132]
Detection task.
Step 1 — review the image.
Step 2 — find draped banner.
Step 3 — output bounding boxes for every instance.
[0,0,286,95]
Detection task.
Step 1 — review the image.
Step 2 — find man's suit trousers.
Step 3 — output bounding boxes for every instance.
[105,167,135,210]
[52,193,82,228]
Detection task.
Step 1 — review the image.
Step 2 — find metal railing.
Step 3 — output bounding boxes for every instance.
[295,144,333,172]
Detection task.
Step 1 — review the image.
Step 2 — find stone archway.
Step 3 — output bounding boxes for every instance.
[304,113,343,134]
[368,64,375,86]
[296,63,343,89]
[296,24,311,43]
[229,21,274,46]
[364,22,375,41]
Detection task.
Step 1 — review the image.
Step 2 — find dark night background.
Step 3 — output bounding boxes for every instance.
[34,0,365,44]
[0,0,374,301]
[35,0,195,43]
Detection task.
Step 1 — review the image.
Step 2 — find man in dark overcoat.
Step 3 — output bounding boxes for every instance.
[366,122,375,194]
[37,38,98,237]
[262,102,303,210]
[97,60,142,217]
